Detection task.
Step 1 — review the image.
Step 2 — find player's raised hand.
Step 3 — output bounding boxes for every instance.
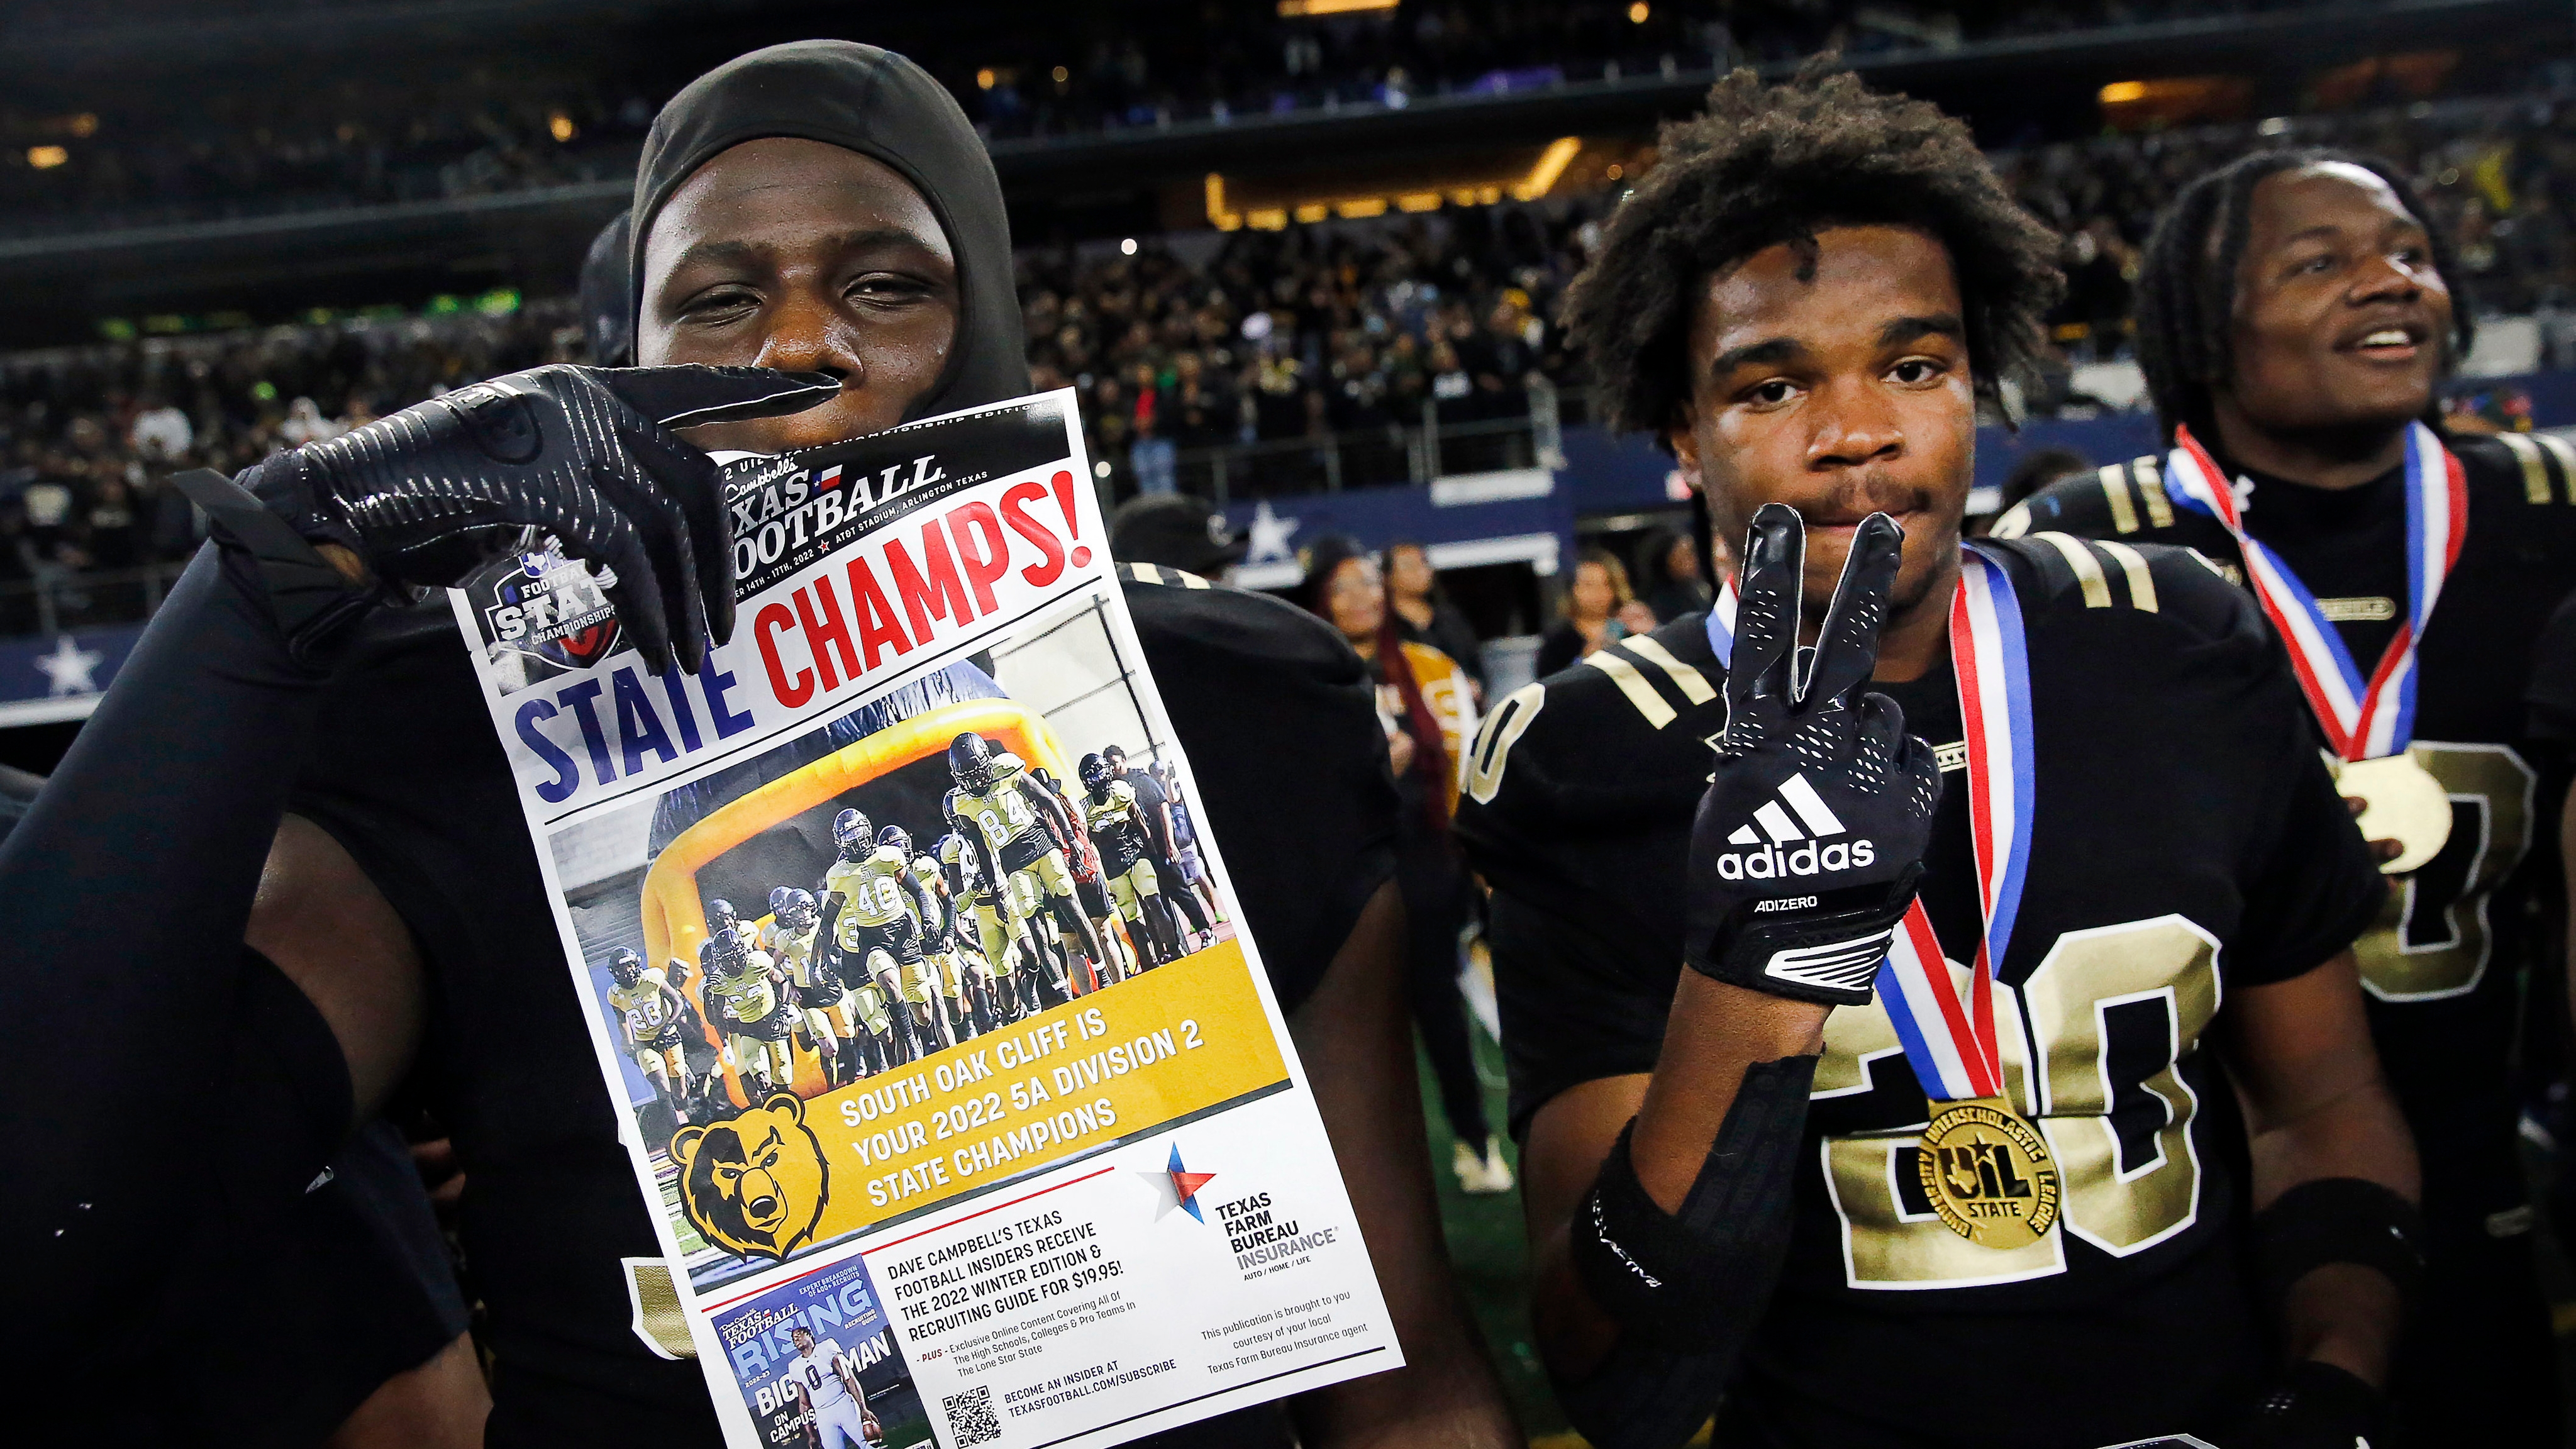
[199,362,838,674]
[1684,502,1941,1005]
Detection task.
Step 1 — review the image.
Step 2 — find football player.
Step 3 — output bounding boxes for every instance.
[941,830,1036,1024]
[604,948,694,1125]
[706,895,761,954]
[820,808,948,1061]
[783,1324,874,1449]
[767,887,865,1086]
[1104,743,1213,948]
[1080,752,1183,967]
[1457,70,2419,1448]
[2002,148,2576,1439]
[879,824,975,1043]
[9,42,1513,1442]
[698,908,796,1104]
[1154,758,1227,930]
[942,733,1108,993]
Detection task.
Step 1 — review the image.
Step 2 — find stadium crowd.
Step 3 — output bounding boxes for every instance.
[8,70,2576,604]
[0,0,2415,236]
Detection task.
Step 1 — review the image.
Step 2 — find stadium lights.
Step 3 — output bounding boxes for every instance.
[26,145,67,170]
[1208,136,1586,231]
[1277,0,1398,14]
[1510,137,1583,201]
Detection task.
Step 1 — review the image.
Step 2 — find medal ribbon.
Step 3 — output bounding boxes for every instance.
[1703,543,2034,1102]
[2162,421,2465,761]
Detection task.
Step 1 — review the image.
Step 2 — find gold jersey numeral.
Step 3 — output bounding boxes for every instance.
[2351,742,2536,1003]
[1819,916,2221,1289]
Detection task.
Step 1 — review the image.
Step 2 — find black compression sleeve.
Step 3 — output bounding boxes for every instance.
[0,545,358,1353]
[1557,1054,1817,1449]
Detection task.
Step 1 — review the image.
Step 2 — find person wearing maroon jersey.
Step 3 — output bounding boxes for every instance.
[2006,148,2576,1442]
[1459,70,2418,1448]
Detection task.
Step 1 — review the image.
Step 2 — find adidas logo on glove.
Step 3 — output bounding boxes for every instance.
[1711,773,1877,881]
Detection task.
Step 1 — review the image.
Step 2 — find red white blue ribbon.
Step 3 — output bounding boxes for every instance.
[2163,421,2465,762]
[1703,543,2033,1102]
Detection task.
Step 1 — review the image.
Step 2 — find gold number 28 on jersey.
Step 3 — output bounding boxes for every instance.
[2351,742,2534,1003]
[1816,915,2221,1290]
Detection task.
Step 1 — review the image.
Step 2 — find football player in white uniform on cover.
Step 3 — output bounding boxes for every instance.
[784,1324,875,1449]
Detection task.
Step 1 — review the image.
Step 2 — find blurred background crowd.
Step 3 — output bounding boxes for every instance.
[6,0,2575,662]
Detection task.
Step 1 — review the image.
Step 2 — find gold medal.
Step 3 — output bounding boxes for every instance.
[1917,1097,2061,1249]
[2331,752,2453,874]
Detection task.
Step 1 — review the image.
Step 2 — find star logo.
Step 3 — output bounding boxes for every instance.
[1138,1143,1217,1223]
[1243,499,1300,565]
[33,635,103,697]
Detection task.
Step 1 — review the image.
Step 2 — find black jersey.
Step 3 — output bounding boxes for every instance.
[1454,538,2384,1448]
[286,566,1396,1441]
[2007,435,2576,1216]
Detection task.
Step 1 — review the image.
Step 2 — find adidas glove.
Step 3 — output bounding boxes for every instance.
[1684,504,1941,1006]
[208,363,836,674]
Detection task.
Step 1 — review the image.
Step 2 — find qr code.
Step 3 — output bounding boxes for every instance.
[943,1384,1001,1446]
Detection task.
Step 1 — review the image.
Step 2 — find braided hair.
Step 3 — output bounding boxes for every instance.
[2135,147,2470,446]
[1562,65,2063,442]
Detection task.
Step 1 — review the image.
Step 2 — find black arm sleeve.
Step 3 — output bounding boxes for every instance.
[0,545,358,1357]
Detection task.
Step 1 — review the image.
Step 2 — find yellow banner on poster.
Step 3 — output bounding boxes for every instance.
[667,942,1287,1260]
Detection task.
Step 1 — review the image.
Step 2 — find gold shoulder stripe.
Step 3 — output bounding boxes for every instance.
[2536,433,2576,502]
[2031,531,2113,608]
[2496,433,2553,503]
[1115,562,1214,588]
[1989,501,2034,539]
[625,1258,694,1360]
[2133,455,2175,528]
[1618,636,1718,706]
[1583,647,1678,729]
[2093,538,2159,613]
[2095,464,2140,534]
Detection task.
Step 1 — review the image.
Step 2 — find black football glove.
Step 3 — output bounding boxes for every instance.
[218,363,836,674]
[2212,1360,2387,1448]
[1684,504,1941,1006]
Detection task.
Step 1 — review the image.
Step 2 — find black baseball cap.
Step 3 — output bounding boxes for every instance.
[1109,494,1246,577]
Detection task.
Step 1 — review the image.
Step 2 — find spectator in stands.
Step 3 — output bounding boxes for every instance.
[1301,534,1511,1196]
[1383,540,1486,698]
[127,394,191,464]
[1130,415,1177,496]
[1535,546,1657,678]
[84,475,142,571]
[1636,525,1712,623]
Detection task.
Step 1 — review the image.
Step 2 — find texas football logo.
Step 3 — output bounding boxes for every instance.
[672,1093,831,1262]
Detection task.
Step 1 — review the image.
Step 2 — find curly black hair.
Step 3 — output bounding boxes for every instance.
[2135,146,2470,447]
[1562,67,2064,445]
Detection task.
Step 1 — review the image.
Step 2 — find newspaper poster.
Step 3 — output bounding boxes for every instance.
[450,389,1401,1447]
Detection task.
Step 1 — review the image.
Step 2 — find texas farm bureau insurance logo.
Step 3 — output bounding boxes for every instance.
[1711,772,1877,881]
[1143,1142,1340,1277]
[480,538,621,670]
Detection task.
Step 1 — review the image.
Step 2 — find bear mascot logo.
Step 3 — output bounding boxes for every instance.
[671,1092,830,1262]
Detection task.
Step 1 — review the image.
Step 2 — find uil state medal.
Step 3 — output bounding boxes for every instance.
[1918,1096,2062,1249]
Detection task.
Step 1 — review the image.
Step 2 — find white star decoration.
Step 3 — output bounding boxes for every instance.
[1243,499,1301,564]
[33,635,103,697]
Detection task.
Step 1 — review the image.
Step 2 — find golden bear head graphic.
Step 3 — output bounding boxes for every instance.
[671,1093,829,1262]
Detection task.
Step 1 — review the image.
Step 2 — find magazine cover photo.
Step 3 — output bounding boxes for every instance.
[553,587,1245,1284]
